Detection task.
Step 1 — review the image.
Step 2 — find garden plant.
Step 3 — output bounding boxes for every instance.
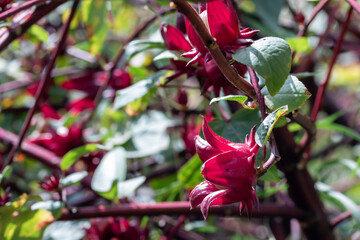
[0,0,360,239]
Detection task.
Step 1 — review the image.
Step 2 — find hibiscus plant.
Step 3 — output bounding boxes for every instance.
[0,0,359,239]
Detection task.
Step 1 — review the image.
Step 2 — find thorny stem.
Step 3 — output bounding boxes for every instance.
[311,6,353,121]
[90,8,175,119]
[1,0,79,172]
[59,202,307,220]
[171,0,256,100]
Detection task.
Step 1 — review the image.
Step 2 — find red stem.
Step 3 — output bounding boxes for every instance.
[2,0,79,171]
[310,7,353,121]
[297,0,329,37]
[0,0,50,21]
[0,0,69,53]
[59,202,307,220]
[0,127,61,169]
[247,67,265,119]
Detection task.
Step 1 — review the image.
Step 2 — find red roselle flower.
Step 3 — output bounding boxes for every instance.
[61,70,132,98]
[183,0,259,65]
[39,174,60,192]
[29,124,83,157]
[84,217,147,240]
[66,97,95,114]
[190,117,260,219]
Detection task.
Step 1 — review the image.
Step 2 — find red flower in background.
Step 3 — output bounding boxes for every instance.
[190,117,260,219]
[39,174,60,192]
[84,217,148,240]
[29,124,83,157]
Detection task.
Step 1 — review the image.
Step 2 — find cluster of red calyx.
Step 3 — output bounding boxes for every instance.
[39,174,60,192]
[84,217,148,240]
[160,0,258,96]
[29,124,83,157]
[190,117,260,219]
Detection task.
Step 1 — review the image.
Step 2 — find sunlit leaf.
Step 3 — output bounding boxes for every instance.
[61,171,88,187]
[261,75,311,112]
[61,144,103,170]
[233,37,292,96]
[178,154,203,189]
[91,147,127,199]
[255,105,288,147]
[210,95,253,109]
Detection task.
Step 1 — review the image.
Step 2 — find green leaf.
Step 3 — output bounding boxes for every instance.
[255,106,288,147]
[233,37,292,96]
[178,154,204,189]
[317,122,360,142]
[259,165,280,182]
[31,201,64,219]
[91,147,127,199]
[125,40,165,61]
[0,166,12,183]
[61,171,88,187]
[61,144,102,170]
[261,75,311,112]
[81,1,109,55]
[27,25,49,43]
[210,95,253,109]
[286,37,312,54]
[117,176,146,198]
[113,71,165,110]
[209,109,261,143]
[353,156,360,178]
[0,195,54,239]
[316,182,360,225]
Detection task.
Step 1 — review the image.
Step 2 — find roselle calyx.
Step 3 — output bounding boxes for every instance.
[190,116,260,219]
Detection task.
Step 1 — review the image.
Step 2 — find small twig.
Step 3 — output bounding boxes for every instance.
[295,5,336,73]
[166,215,186,240]
[297,0,329,37]
[257,139,281,178]
[311,7,353,121]
[1,0,79,172]
[331,206,360,228]
[0,0,69,53]
[291,113,317,165]
[172,0,256,99]
[248,66,265,119]
[345,0,360,14]
[0,127,61,169]
[0,0,49,21]
[59,202,307,220]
